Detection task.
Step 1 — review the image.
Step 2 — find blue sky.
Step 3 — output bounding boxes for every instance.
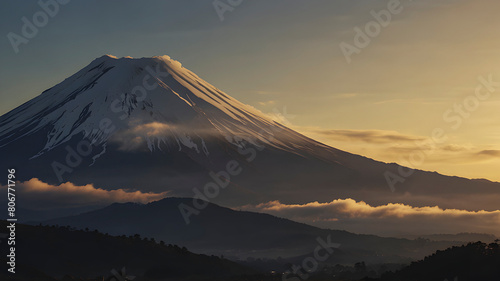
[0,0,380,114]
[2,0,500,181]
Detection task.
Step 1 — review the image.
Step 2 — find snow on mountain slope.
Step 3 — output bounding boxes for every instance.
[2,55,500,211]
[0,55,330,161]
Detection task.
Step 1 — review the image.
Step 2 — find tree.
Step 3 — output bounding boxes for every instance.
[354,261,367,273]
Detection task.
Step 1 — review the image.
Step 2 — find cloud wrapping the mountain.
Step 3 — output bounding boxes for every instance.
[110,120,218,151]
[132,121,175,136]
[0,178,170,210]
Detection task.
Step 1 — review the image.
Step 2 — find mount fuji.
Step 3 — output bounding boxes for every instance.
[1,55,499,210]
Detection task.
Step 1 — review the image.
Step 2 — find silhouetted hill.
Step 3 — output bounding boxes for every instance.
[374,242,500,281]
[44,198,461,263]
[0,220,254,280]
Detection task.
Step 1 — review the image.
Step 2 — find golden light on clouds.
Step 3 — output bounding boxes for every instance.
[131,121,175,137]
[294,126,500,181]
[243,0,500,182]
[247,199,500,219]
[0,178,170,210]
[240,198,500,236]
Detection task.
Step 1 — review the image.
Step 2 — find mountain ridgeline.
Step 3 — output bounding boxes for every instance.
[43,198,462,263]
[0,55,499,212]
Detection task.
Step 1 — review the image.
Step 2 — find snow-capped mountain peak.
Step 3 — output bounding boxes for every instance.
[0,55,315,161]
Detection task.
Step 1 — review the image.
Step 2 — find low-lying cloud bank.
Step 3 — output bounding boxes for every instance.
[0,178,170,210]
[240,199,500,237]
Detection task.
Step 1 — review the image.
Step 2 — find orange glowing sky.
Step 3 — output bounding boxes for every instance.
[1,0,499,181]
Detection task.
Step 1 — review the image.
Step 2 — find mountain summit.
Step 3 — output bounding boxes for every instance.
[1,55,499,210]
[1,55,300,157]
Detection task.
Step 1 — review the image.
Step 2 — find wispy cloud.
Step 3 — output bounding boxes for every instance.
[0,178,170,210]
[131,121,176,137]
[240,199,500,236]
[373,98,449,105]
[244,199,500,219]
[257,100,276,106]
[329,93,360,99]
[311,129,425,144]
[111,120,217,151]
[295,127,500,175]
[477,150,500,158]
[252,90,281,96]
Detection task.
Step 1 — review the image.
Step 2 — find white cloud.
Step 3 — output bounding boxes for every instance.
[240,199,500,236]
[0,178,170,210]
